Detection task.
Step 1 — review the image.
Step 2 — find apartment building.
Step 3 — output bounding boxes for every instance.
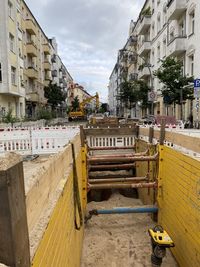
[0,0,73,119]
[50,38,73,93]
[0,0,26,118]
[109,0,200,121]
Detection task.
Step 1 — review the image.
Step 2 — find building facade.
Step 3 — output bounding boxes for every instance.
[0,0,73,119]
[67,83,97,111]
[109,0,200,122]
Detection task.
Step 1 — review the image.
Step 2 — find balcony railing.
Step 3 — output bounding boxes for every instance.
[138,41,151,57]
[138,66,150,79]
[128,73,138,81]
[27,92,39,103]
[43,43,51,55]
[25,19,36,35]
[167,35,187,56]
[167,0,187,20]
[26,42,37,57]
[137,15,151,35]
[128,36,138,46]
[45,72,52,81]
[26,67,38,79]
[128,54,137,64]
[52,70,58,77]
[43,61,51,70]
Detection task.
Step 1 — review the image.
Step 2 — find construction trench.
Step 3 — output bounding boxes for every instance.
[0,123,200,267]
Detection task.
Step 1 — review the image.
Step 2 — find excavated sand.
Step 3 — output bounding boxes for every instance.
[81,193,178,267]
[0,152,22,171]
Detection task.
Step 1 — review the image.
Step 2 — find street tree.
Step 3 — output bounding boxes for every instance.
[44,82,66,110]
[118,79,150,111]
[71,96,80,111]
[154,57,193,106]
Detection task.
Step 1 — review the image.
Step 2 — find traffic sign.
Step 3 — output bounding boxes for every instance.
[194,79,200,88]
[148,91,157,102]
[194,88,200,98]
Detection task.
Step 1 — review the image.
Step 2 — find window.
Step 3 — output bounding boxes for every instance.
[152,22,155,39]
[0,63,2,82]
[163,38,167,57]
[8,1,13,19]
[190,11,195,34]
[163,3,167,25]
[189,54,194,76]
[169,27,175,41]
[179,20,185,36]
[9,33,15,52]
[11,66,16,85]
[157,44,161,60]
[152,49,155,65]
[157,13,161,33]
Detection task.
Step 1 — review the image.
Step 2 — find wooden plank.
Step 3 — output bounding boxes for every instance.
[0,156,30,267]
[84,127,137,136]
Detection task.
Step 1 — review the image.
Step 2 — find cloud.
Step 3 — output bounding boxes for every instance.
[25,0,143,101]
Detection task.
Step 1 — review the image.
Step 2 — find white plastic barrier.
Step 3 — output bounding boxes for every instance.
[87,136,135,147]
[0,126,79,155]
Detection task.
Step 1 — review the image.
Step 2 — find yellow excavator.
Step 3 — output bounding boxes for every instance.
[68,93,99,121]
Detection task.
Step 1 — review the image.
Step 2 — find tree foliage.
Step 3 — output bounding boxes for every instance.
[154,57,193,105]
[71,96,80,111]
[44,82,66,110]
[118,79,150,109]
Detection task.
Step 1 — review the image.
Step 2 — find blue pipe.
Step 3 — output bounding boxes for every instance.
[95,206,158,215]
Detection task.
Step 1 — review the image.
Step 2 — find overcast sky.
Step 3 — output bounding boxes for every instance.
[25,0,144,102]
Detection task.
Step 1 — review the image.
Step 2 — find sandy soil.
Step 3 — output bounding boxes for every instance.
[81,193,178,267]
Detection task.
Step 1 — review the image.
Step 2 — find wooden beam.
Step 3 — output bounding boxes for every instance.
[88,145,135,151]
[84,127,137,136]
[0,154,30,267]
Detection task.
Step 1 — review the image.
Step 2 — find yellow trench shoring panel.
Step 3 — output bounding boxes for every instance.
[158,146,200,267]
[32,147,87,267]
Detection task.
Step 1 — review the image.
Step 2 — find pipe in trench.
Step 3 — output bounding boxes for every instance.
[88,153,158,164]
[91,206,158,215]
[89,163,136,171]
[88,176,148,184]
[88,182,157,190]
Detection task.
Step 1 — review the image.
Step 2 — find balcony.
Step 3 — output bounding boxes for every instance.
[138,41,151,57]
[43,61,51,70]
[138,67,150,79]
[26,42,37,57]
[26,92,39,102]
[43,43,51,55]
[167,0,187,20]
[52,70,58,77]
[19,57,24,68]
[137,16,151,35]
[128,36,138,46]
[26,67,38,79]
[128,73,138,82]
[59,78,63,84]
[167,36,186,56]
[128,54,137,64]
[51,54,57,63]
[25,19,36,35]
[18,29,23,41]
[45,72,52,81]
